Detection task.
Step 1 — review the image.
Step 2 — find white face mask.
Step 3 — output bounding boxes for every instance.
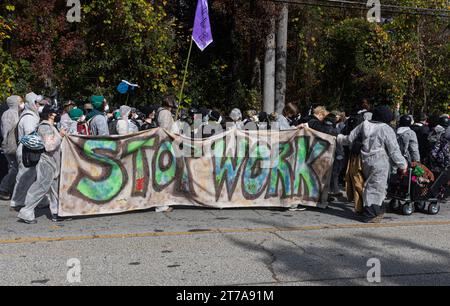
[38,106,44,113]
[133,114,139,120]
[104,105,110,112]
[79,115,86,123]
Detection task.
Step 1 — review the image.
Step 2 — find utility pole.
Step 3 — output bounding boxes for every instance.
[275,3,289,113]
[263,18,276,114]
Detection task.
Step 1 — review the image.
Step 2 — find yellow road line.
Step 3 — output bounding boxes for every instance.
[1,220,450,245]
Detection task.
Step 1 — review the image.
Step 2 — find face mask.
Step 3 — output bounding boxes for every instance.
[38,106,44,113]
[79,115,86,123]
[19,103,25,110]
[104,105,110,112]
[133,114,139,120]
[54,114,61,123]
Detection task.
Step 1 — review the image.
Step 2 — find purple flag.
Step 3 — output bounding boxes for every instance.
[192,0,213,51]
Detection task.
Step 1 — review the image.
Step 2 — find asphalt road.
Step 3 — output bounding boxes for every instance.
[1,198,450,286]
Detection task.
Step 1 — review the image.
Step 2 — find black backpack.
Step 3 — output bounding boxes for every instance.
[22,145,45,168]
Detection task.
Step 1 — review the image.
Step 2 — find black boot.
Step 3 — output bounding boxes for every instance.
[361,205,384,223]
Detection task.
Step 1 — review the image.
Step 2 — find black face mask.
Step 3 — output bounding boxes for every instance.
[54,114,61,123]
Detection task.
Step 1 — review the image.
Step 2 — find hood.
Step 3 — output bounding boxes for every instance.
[397,127,411,135]
[24,92,39,115]
[229,108,242,122]
[6,95,21,109]
[119,105,131,119]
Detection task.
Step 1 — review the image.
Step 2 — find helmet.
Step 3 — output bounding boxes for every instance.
[438,116,449,128]
[20,132,45,151]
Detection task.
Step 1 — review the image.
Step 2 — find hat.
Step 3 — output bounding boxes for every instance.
[90,95,105,110]
[113,110,121,120]
[399,115,413,127]
[372,105,394,124]
[69,108,84,120]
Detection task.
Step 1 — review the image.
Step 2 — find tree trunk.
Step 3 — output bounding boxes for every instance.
[263,18,276,114]
[275,4,288,114]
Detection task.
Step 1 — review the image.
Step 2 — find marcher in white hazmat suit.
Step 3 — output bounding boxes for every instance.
[338,105,407,223]
[116,105,132,135]
[0,96,22,200]
[397,115,420,163]
[10,92,41,209]
[18,105,65,224]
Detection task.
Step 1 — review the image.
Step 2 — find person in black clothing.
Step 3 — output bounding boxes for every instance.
[140,105,159,131]
[411,113,431,164]
[307,106,338,136]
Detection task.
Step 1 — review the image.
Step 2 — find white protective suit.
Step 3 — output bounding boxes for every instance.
[18,121,62,221]
[0,96,20,194]
[10,93,40,208]
[58,112,72,131]
[116,106,132,135]
[397,127,420,163]
[338,120,407,208]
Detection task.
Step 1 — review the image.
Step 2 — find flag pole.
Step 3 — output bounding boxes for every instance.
[176,37,194,121]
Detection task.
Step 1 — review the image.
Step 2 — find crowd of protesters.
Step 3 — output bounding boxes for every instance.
[0,91,449,224]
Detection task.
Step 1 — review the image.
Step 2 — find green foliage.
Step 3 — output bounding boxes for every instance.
[74,0,180,106]
[0,0,448,116]
[289,3,449,115]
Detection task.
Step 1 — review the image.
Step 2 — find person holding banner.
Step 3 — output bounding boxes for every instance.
[157,96,176,131]
[338,105,407,223]
[10,93,41,209]
[18,105,65,224]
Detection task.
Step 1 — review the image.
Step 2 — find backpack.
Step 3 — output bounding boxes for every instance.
[20,123,49,168]
[2,124,19,155]
[431,136,450,170]
[2,113,33,155]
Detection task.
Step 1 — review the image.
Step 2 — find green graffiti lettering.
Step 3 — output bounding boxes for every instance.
[242,144,270,200]
[152,140,177,191]
[293,137,328,199]
[75,140,126,202]
[213,137,248,201]
[266,142,293,199]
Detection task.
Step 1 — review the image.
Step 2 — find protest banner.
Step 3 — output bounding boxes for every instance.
[59,127,336,216]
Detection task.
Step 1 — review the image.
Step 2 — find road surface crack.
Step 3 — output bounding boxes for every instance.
[258,238,280,283]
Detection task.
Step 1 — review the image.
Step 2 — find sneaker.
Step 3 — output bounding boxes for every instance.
[0,192,11,201]
[18,218,37,225]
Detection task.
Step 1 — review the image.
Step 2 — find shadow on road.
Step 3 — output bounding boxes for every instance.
[225,226,450,286]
